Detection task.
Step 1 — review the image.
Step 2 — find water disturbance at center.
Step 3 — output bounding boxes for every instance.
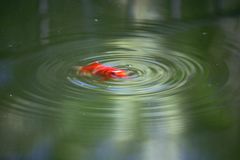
[1,0,240,160]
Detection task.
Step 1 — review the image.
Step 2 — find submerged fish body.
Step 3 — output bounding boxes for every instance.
[77,61,127,80]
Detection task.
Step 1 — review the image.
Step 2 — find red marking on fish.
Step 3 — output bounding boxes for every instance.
[77,61,127,80]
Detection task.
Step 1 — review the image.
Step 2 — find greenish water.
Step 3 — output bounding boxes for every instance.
[1,0,240,160]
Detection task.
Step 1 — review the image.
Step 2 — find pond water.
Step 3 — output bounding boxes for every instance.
[1,0,240,160]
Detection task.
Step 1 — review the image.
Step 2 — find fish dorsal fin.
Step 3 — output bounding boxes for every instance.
[86,61,101,69]
[91,61,100,65]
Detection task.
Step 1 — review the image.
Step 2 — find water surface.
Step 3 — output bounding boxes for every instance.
[1,0,240,160]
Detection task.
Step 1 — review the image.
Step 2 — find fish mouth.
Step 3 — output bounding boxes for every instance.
[73,66,82,75]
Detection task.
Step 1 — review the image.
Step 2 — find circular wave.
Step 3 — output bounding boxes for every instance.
[67,51,206,96]
[1,21,230,132]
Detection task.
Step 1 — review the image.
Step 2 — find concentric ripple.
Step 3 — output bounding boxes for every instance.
[1,21,230,132]
[67,51,206,96]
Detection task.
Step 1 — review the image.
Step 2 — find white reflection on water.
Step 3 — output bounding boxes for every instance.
[105,33,186,160]
[39,0,49,45]
[0,15,236,159]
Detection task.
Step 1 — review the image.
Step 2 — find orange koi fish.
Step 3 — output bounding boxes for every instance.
[76,61,127,80]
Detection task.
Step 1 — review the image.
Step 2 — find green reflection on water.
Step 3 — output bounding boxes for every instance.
[1,0,240,160]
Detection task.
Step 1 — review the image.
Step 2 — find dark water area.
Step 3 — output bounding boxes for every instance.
[1,0,240,160]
